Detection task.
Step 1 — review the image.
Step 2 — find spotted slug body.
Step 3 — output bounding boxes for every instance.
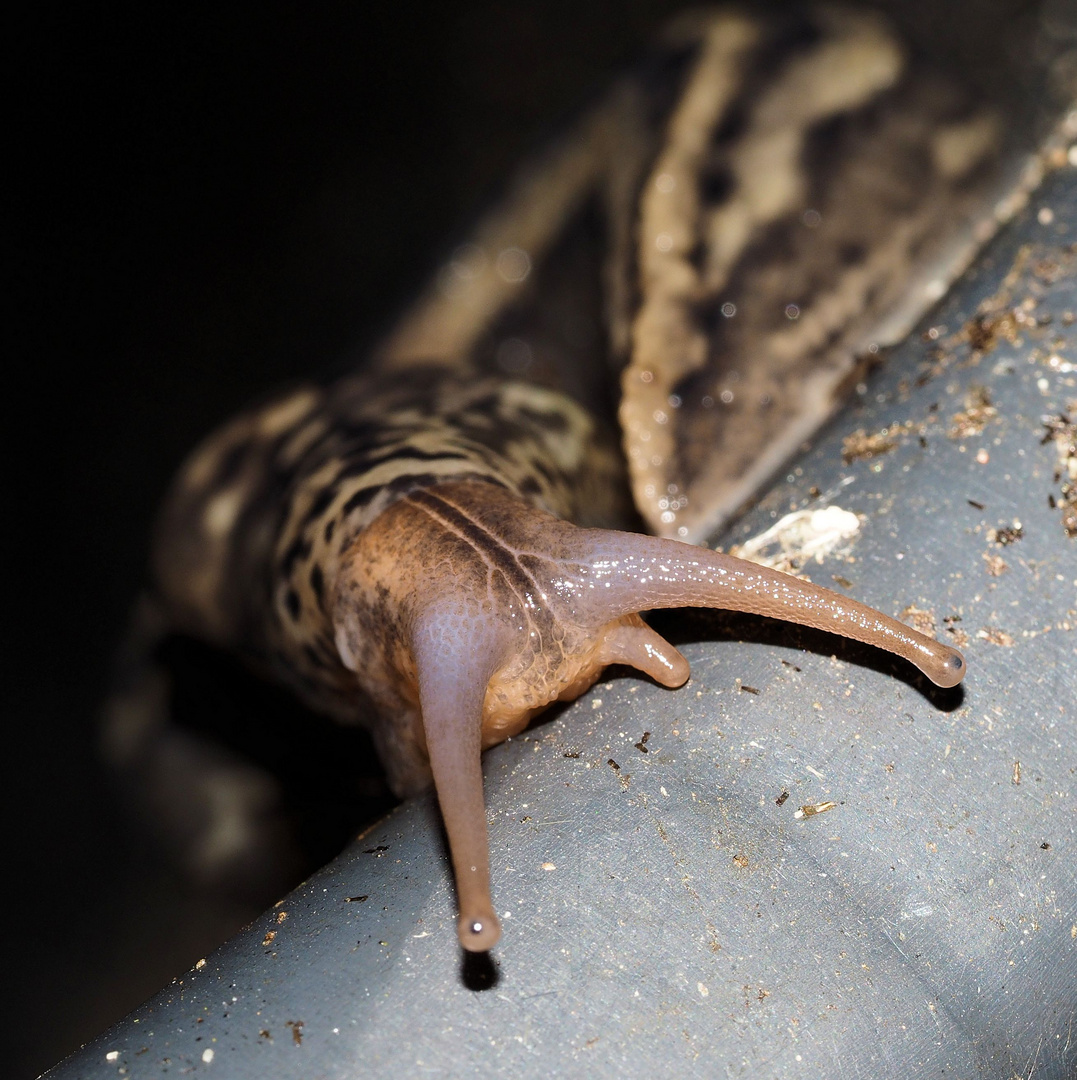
[128,5,1021,952]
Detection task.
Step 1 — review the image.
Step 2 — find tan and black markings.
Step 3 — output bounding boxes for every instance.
[153,369,625,744]
[375,6,1007,542]
[114,4,1070,953]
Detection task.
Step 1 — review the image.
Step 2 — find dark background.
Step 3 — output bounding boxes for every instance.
[5,2,1069,1076]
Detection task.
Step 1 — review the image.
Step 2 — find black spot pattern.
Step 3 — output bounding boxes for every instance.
[158,366,621,724]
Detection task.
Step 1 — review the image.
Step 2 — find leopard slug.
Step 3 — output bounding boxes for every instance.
[130,6,1010,952]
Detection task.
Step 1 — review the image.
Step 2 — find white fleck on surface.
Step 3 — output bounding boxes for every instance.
[106,1051,119,1062]
[902,904,934,919]
[202,1048,215,1063]
[731,506,861,573]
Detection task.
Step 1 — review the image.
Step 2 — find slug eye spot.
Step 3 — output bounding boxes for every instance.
[933,650,966,687]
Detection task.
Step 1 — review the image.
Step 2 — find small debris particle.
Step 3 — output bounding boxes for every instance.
[979,627,1016,647]
[1013,761,1022,786]
[776,790,790,806]
[831,575,853,588]
[608,757,631,790]
[965,310,1019,353]
[363,845,390,856]
[286,1020,304,1046]
[976,448,990,465]
[732,854,750,869]
[634,731,651,753]
[195,958,207,970]
[945,616,970,646]
[563,749,580,758]
[106,1052,119,1063]
[1041,842,1051,850]
[345,895,369,903]
[795,801,838,819]
[1062,489,1077,538]
[990,521,1024,546]
[983,553,1009,577]
[842,428,897,463]
[262,930,277,946]
[698,982,710,997]
[885,763,895,773]
[967,499,985,510]
[949,386,997,439]
[780,659,802,672]
[202,1049,214,1064]
[259,1030,271,1040]
[732,505,861,572]
[1041,411,1077,538]
[541,862,557,871]
[900,605,937,638]
[276,911,288,925]
[740,684,760,695]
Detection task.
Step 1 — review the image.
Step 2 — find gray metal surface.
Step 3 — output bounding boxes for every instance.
[46,150,1077,1079]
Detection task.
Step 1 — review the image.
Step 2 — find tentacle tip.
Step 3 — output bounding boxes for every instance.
[458,910,501,953]
[931,648,966,688]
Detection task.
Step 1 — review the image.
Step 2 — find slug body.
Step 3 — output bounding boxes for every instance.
[133,6,999,952]
[154,369,963,953]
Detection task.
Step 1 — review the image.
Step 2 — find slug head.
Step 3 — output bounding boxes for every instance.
[334,480,965,952]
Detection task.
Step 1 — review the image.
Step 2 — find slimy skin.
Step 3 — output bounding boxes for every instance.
[130,4,996,954]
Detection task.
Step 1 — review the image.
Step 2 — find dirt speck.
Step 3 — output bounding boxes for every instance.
[900,605,937,638]
[842,428,897,463]
[987,521,1024,546]
[949,386,997,439]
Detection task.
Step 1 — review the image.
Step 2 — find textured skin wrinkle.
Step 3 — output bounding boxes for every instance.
[406,489,551,618]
